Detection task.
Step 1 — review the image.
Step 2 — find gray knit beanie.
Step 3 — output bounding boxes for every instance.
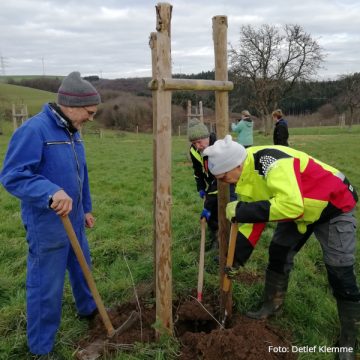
[57,71,101,107]
[188,118,210,141]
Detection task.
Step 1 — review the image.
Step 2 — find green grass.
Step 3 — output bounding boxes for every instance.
[0,83,56,117]
[0,124,359,359]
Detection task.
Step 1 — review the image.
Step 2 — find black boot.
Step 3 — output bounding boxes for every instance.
[246,269,289,320]
[336,299,360,360]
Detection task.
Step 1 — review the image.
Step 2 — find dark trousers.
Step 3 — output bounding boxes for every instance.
[204,194,218,232]
[268,212,359,301]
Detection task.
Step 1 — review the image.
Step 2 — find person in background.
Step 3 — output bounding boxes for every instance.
[231,109,253,148]
[204,135,359,360]
[188,118,218,249]
[272,109,289,146]
[0,71,101,359]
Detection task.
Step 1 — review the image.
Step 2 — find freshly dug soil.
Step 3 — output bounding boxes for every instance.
[76,282,295,359]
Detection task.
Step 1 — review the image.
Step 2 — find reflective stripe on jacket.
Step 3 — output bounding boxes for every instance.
[232,145,357,266]
[235,145,357,235]
[189,132,217,195]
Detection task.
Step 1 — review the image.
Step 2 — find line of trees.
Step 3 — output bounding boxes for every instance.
[4,24,360,132]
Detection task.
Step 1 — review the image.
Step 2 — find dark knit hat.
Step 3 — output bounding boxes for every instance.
[188,118,209,141]
[57,71,101,107]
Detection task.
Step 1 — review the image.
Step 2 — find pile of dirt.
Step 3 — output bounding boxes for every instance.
[179,312,294,360]
[76,291,295,360]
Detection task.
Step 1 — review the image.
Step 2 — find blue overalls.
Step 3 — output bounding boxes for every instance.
[0,104,96,355]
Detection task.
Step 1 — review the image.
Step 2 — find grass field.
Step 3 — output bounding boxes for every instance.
[0,123,359,359]
[0,83,56,117]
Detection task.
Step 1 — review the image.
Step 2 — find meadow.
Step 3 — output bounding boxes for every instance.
[0,121,359,359]
[0,83,56,117]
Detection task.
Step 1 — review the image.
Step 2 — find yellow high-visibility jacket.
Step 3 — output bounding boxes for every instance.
[189,133,218,195]
[233,145,357,265]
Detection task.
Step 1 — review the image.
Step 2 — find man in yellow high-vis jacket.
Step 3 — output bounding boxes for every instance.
[204,135,359,360]
[188,118,219,248]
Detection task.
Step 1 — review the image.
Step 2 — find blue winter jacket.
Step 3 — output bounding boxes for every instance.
[0,103,92,241]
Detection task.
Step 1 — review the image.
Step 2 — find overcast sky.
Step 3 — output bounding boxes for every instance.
[1,0,359,80]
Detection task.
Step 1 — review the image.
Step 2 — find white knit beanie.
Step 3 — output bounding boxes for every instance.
[203,135,247,175]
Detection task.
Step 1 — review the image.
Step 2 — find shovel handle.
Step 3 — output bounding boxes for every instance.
[60,215,115,337]
[197,217,207,302]
[222,222,238,292]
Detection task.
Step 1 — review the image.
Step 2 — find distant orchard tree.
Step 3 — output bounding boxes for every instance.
[337,73,360,128]
[229,24,325,135]
[318,103,336,120]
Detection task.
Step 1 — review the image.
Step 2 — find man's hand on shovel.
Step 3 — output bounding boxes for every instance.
[51,189,73,216]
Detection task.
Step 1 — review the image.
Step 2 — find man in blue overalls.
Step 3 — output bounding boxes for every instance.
[1,71,100,358]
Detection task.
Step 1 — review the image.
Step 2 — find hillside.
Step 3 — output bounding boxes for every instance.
[0,82,56,116]
[2,74,356,132]
[0,82,196,134]
[0,80,215,134]
[97,77,152,97]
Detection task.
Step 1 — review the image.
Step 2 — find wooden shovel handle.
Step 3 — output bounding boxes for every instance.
[60,215,115,337]
[222,222,238,292]
[197,217,207,302]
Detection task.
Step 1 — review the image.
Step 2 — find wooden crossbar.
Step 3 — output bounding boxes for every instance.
[148,78,233,91]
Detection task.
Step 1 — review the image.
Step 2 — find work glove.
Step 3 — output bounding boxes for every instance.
[226,201,239,222]
[200,208,211,221]
[199,189,206,199]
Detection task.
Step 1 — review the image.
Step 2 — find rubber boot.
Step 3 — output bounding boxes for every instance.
[337,299,360,360]
[246,269,289,320]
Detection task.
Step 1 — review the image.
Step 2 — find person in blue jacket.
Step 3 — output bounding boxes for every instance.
[0,71,101,359]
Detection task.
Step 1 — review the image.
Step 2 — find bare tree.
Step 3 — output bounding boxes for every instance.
[229,24,325,135]
[337,73,360,128]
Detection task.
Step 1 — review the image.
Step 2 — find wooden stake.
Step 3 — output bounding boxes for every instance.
[153,2,173,335]
[149,4,233,337]
[187,99,191,126]
[199,101,204,123]
[213,15,231,320]
[12,104,17,131]
[149,30,158,298]
[149,78,233,91]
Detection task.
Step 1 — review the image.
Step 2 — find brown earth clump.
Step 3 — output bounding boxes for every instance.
[76,288,295,360]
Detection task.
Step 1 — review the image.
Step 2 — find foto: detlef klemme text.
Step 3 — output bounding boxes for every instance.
[268,345,353,354]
